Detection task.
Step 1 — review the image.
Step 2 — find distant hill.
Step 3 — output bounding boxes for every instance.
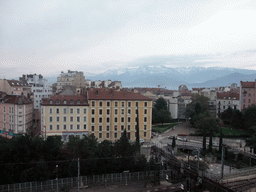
[45,66,256,89]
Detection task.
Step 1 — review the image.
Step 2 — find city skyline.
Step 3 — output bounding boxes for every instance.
[1,0,256,79]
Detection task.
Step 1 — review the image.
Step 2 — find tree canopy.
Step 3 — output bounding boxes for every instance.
[152,98,172,125]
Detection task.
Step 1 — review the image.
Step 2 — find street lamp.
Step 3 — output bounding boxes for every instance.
[56,165,58,192]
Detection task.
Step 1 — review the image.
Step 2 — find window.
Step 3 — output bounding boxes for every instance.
[115,102,118,107]
[115,109,118,114]
[63,125,66,130]
[83,124,86,130]
[50,100,53,104]
[56,100,60,104]
[115,125,117,131]
[77,108,80,114]
[144,125,147,130]
[56,117,60,122]
[121,109,124,114]
[144,109,147,114]
[56,125,59,130]
[49,125,53,130]
[115,117,118,122]
[99,109,102,115]
[63,108,67,114]
[144,102,147,107]
[63,100,67,104]
[70,116,73,122]
[128,102,131,107]
[83,108,87,114]
[63,117,66,122]
[77,116,80,122]
[99,133,102,138]
[49,117,53,122]
[121,117,124,122]
[77,124,80,130]
[91,117,95,123]
[128,125,130,130]
[70,100,74,104]
[121,125,124,130]
[122,102,125,107]
[83,116,87,122]
[107,101,110,107]
[136,102,138,107]
[114,133,117,138]
[77,100,80,104]
[49,108,53,114]
[144,132,146,137]
[107,125,110,131]
[70,125,73,130]
[91,109,95,115]
[99,101,102,106]
[128,117,131,122]
[99,125,102,131]
[107,109,110,115]
[144,117,147,122]
[107,117,110,123]
[70,108,73,114]
[106,133,109,138]
[128,109,131,115]
[243,99,246,103]
[92,101,95,106]
[91,126,94,131]
[99,117,102,123]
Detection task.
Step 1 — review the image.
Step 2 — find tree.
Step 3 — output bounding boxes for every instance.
[220,107,233,125]
[243,105,256,130]
[186,94,209,126]
[152,98,172,125]
[172,136,176,148]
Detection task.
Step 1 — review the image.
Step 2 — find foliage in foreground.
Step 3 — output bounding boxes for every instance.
[0,132,147,185]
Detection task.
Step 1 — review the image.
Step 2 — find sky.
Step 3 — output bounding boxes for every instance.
[1,0,256,79]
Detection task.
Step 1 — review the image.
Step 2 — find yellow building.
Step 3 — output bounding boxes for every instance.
[41,89,152,142]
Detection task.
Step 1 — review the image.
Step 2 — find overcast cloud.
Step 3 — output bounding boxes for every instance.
[1,0,256,79]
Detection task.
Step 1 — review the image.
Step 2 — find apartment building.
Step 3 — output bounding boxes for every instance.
[0,94,33,134]
[85,80,122,89]
[0,79,30,96]
[240,80,256,110]
[217,92,240,116]
[57,70,85,91]
[19,74,52,109]
[41,89,152,142]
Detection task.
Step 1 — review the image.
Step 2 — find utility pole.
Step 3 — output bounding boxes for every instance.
[197,148,200,173]
[78,157,80,191]
[221,145,225,179]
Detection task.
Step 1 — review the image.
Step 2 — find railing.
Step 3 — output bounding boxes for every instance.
[0,170,166,192]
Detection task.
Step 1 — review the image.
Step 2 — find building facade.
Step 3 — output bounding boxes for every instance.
[57,70,85,91]
[0,79,30,96]
[41,89,152,142]
[217,92,240,116]
[240,80,256,111]
[20,74,52,109]
[0,94,33,134]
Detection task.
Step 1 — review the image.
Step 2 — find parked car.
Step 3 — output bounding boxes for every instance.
[178,137,187,142]
[140,139,144,144]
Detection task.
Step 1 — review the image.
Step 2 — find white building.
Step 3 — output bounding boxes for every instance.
[20,74,52,109]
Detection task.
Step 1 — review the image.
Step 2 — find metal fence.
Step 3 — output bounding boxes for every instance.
[0,170,165,192]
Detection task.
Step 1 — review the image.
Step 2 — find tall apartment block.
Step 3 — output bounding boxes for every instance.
[240,80,256,110]
[20,74,52,109]
[41,89,152,142]
[0,94,33,134]
[57,70,85,91]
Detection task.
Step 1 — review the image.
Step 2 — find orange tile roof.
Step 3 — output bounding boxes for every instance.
[88,88,152,101]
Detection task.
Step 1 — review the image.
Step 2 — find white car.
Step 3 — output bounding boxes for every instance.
[139,139,144,144]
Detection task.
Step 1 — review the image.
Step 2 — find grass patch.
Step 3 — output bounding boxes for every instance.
[215,127,247,137]
[152,123,178,133]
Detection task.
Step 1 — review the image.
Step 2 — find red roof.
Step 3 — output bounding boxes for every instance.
[88,88,152,101]
[217,92,239,100]
[7,80,29,87]
[41,95,89,106]
[1,95,32,104]
[241,81,255,88]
